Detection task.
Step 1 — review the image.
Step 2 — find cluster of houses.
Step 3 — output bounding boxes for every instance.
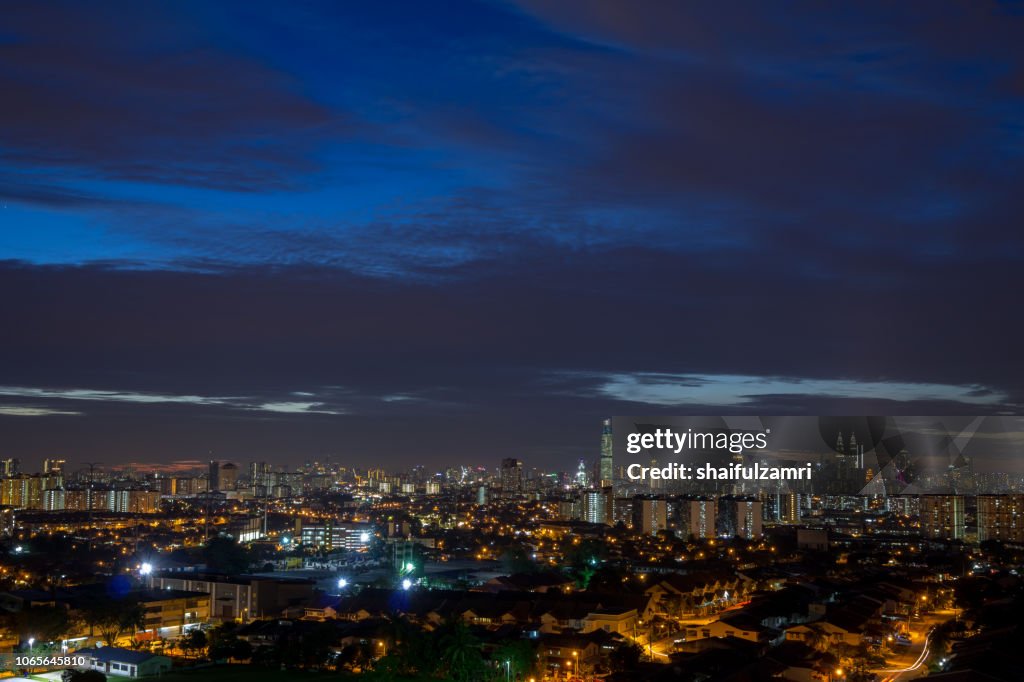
[228,569,930,679]
[0,566,945,680]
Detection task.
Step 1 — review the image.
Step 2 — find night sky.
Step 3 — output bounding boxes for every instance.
[2,1,1023,473]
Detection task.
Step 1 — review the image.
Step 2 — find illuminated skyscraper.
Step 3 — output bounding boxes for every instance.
[599,418,614,488]
[582,488,611,525]
[575,459,589,487]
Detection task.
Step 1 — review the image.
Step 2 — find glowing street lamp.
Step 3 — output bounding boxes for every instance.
[139,562,153,576]
[337,577,348,589]
[401,578,412,590]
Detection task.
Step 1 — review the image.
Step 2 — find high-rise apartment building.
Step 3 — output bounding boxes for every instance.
[977,494,1024,543]
[920,494,965,541]
[250,461,271,493]
[717,496,763,539]
[633,496,668,535]
[580,486,613,525]
[678,497,717,540]
[209,461,239,491]
[500,458,523,494]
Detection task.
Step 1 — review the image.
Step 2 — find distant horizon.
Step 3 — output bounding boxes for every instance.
[6,414,1024,477]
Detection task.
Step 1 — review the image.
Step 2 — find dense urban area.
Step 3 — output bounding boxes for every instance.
[0,425,1022,682]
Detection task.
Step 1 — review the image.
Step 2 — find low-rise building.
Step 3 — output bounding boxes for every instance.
[148,572,314,621]
[76,647,172,678]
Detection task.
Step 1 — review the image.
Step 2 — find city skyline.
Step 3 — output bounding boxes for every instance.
[3,2,1024,468]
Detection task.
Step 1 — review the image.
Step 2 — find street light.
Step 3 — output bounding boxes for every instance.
[337,577,348,589]
[27,637,35,652]
[573,650,578,679]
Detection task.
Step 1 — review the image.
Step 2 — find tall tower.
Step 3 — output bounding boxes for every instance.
[208,460,220,491]
[575,459,589,487]
[599,418,614,488]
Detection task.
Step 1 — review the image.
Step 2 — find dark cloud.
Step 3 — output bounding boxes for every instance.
[0,1,347,191]
[1,249,1021,468]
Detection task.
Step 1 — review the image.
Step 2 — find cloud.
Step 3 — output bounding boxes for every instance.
[585,372,1010,408]
[0,2,348,192]
[1,4,1023,468]
[114,460,207,474]
[0,405,82,417]
[255,401,345,415]
[0,386,238,407]
[0,385,347,417]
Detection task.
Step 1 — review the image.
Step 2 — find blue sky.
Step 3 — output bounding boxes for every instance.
[2,1,1023,469]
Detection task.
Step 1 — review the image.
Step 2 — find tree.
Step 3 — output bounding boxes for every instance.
[501,546,538,574]
[180,629,208,659]
[588,566,629,593]
[63,670,106,682]
[203,624,251,663]
[77,596,144,647]
[609,642,642,671]
[846,658,874,682]
[439,621,486,682]
[335,639,379,673]
[203,536,251,575]
[8,605,72,644]
[564,538,607,589]
[298,622,338,669]
[375,613,437,676]
[492,639,537,680]
[229,638,253,661]
[803,626,825,652]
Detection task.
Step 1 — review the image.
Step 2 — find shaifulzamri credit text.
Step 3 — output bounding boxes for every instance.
[626,461,814,481]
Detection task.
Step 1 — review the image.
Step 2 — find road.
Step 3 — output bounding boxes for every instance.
[872,610,954,681]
